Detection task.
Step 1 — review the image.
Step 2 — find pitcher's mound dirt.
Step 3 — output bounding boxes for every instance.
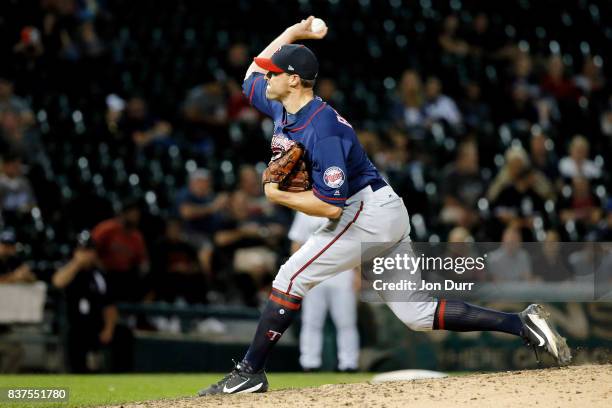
[108,364,611,408]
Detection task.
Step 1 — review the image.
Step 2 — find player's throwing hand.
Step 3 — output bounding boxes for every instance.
[285,16,328,41]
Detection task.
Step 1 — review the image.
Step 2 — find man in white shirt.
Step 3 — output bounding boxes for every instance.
[423,76,462,128]
[558,135,602,180]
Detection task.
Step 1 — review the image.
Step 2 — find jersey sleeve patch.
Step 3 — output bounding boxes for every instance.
[311,136,350,207]
[323,166,345,188]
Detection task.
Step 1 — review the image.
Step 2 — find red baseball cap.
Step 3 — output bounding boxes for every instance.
[254,44,319,80]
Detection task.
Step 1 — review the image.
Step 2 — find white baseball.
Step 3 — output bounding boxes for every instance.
[311,18,327,33]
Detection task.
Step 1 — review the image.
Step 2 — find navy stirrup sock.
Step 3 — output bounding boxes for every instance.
[433,300,523,336]
[242,289,301,372]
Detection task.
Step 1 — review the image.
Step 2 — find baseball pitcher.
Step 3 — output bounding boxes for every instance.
[198,16,570,396]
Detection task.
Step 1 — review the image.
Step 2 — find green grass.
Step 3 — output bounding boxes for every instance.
[0,372,373,408]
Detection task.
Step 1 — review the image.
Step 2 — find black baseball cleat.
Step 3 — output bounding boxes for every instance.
[197,361,268,396]
[519,304,572,365]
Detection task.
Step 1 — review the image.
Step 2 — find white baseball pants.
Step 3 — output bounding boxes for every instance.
[273,185,438,331]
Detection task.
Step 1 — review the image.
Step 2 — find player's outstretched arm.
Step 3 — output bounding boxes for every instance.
[264,183,342,219]
[244,16,328,80]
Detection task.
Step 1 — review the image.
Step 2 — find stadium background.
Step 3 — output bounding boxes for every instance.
[0,0,611,374]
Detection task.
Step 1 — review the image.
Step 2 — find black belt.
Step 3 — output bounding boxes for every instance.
[370,179,388,192]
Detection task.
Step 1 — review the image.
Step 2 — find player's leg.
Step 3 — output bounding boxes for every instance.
[379,229,570,363]
[239,189,406,377]
[361,201,571,364]
[242,192,408,370]
[327,271,359,371]
[378,233,523,334]
[385,298,523,334]
[299,282,329,370]
[197,199,379,395]
[434,301,570,362]
[241,192,405,377]
[384,286,570,364]
[238,200,371,374]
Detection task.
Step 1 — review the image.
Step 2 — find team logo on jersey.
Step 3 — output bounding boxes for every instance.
[266,330,282,341]
[270,134,295,161]
[323,166,345,188]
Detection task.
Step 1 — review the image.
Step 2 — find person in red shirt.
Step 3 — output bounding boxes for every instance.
[540,55,579,102]
[92,199,149,302]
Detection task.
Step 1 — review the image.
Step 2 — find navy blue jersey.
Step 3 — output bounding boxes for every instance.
[243,72,385,207]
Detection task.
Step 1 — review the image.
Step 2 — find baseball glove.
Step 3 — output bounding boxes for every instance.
[262,142,310,191]
[280,159,311,192]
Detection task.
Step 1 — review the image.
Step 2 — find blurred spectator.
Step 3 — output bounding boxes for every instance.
[488,147,554,239]
[225,44,260,124]
[151,218,207,304]
[509,53,540,97]
[390,70,426,136]
[375,128,411,175]
[491,166,549,240]
[176,169,229,275]
[573,55,605,97]
[600,102,612,140]
[439,141,485,228]
[487,225,533,282]
[234,165,282,221]
[488,146,554,203]
[0,110,48,167]
[504,83,539,129]
[92,200,149,302]
[558,135,602,180]
[224,42,250,81]
[529,130,559,182]
[77,21,104,59]
[438,15,469,57]
[183,82,229,155]
[460,81,490,130]
[51,231,129,373]
[105,94,126,134]
[13,26,44,62]
[316,78,345,112]
[0,230,35,283]
[540,55,579,102]
[532,230,573,282]
[380,129,433,219]
[116,97,173,151]
[559,177,602,233]
[448,226,473,243]
[233,169,287,235]
[0,154,37,216]
[0,78,35,126]
[423,76,462,130]
[465,12,496,56]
